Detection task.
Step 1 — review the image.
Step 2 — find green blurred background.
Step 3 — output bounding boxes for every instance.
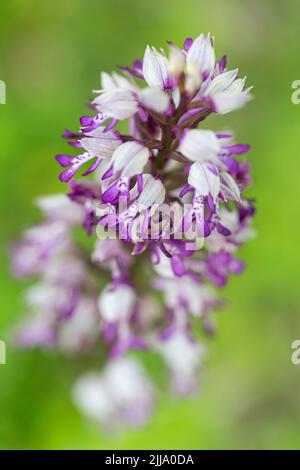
[1,0,300,450]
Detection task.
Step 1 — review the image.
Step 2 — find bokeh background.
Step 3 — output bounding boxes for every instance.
[1,0,300,450]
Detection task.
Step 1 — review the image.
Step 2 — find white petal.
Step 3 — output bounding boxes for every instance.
[155,277,215,317]
[220,172,241,201]
[156,332,205,394]
[152,253,175,278]
[105,358,151,400]
[112,141,149,177]
[211,90,252,114]
[35,194,83,225]
[98,284,135,323]
[226,77,246,93]
[143,46,170,88]
[172,87,181,107]
[101,72,136,92]
[112,73,136,91]
[188,162,220,199]
[93,88,138,120]
[101,72,117,91]
[158,332,204,375]
[138,174,166,208]
[72,358,154,426]
[168,45,186,76]
[72,373,112,421]
[139,87,169,113]
[80,128,121,157]
[179,129,221,163]
[204,69,238,96]
[186,34,215,78]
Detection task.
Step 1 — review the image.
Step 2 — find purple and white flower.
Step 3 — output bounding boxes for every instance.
[12,33,255,430]
[72,358,155,428]
[93,71,169,120]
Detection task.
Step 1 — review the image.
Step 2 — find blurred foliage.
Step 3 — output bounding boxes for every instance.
[1,0,300,449]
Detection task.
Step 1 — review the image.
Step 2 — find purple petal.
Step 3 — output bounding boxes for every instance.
[216,133,233,139]
[67,141,83,149]
[179,184,193,198]
[226,144,250,155]
[129,335,148,350]
[59,166,79,183]
[80,115,94,127]
[137,174,143,194]
[104,118,119,132]
[81,157,101,176]
[183,37,193,51]
[207,271,227,287]
[132,242,146,255]
[159,241,172,258]
[102,178,129,204]
[221,156,239,174]
[216,222,231,236]
[102,165,114,180]
[171,255,185,277]
[55,154,73,168]
[219,55,227,73]
[62,129,82,139]
[133,59,143,70]
[228,258,245,274]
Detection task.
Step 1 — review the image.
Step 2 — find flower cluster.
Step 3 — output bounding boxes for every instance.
[12,34,255,429]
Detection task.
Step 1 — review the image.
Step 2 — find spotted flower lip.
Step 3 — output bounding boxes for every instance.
[13,33,255,430]
[80,127,121,157]
[188,162,220,200]
[179,129,221,164]
[56,152,97,182]
[56,127,122,182]
[110,141,150,178]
